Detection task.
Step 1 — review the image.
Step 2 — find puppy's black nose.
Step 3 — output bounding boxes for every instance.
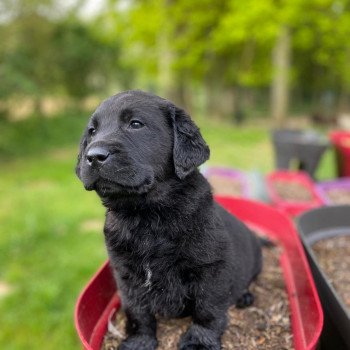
[86,147,110,165]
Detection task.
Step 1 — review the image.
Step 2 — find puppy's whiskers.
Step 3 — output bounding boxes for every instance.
[143,263,152,290]
[115,166,130,173]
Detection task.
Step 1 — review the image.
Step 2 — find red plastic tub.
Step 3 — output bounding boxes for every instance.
[329,130,350,177]
[266,170,323,217]
[75,197,323,350]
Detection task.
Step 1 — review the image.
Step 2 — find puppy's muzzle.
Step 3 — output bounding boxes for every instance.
[86,146,110,166]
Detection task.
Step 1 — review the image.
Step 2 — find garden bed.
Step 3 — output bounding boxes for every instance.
[312,235,350,309]
[202,167,249,197]
[273,180,313,202]
[316,178,350,205]
[297,205,350,349]
[266,170,322,217]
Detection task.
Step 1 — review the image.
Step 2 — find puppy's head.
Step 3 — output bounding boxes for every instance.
[76,90,209,199]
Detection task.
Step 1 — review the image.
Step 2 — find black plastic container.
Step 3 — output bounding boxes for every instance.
[297,205,350,349]
[271,129,329,178]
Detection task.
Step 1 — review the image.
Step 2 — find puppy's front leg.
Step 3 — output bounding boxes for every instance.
[118,308,157,350]
[179,301,228,350]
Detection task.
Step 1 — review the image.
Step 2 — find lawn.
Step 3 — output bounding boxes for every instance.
[0,112,335,349]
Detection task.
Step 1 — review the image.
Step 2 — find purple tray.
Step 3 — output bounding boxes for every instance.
[201,166,249,197]
[316,177,350,205]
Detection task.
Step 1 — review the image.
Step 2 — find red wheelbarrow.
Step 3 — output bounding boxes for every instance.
[75,197,323,350]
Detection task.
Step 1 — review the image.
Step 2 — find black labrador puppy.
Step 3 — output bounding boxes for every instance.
[76,90,262,350]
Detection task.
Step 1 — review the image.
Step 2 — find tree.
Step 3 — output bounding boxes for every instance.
[52,19,120,99]
[2,0,350,122]
[2,17,59,113]
[0,0,123,115]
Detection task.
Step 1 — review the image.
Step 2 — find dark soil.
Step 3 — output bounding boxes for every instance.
[102,246,293,350]
[325,188,350,205]
[273,180,313,202]
[207,175,243,197]
[312,235,350,309]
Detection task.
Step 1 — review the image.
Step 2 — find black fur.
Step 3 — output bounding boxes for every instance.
[76,90,262,350]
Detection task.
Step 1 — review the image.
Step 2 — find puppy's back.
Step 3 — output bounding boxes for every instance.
[214,203,262,294]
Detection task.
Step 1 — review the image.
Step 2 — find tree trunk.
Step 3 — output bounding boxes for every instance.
[204,75,237,120]
[337,87,350,114]
[34,96,44,117]
[271,26,291,127]
[158,29,174,100]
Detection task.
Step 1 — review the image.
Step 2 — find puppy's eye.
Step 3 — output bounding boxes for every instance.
[129,120,144,129]
[88,127,96,136]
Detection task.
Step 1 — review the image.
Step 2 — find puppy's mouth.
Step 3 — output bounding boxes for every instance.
[88,176,155,197]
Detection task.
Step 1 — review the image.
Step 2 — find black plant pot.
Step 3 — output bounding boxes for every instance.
[297,205,350,349]
[271,129,329,179]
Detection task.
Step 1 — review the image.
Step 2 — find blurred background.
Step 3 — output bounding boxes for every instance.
[0,0,350,349]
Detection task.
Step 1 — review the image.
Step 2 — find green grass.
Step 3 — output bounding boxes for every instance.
[199,119,335,180]
[0,113,335,349]
[0,148,106,349]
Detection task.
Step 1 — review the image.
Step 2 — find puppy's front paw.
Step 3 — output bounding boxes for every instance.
[236,291,254,309]
[179,344,220,350]
[179,326,221,350]
[118,335,157,350]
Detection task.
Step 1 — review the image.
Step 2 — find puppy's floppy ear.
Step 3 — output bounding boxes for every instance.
[169,104,210,179]
[75,131,88,179]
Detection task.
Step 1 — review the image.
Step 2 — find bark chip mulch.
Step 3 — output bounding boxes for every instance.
[312,234,350,309]
[273,180,313,202]
[325,188,350,205]
[207,175,243,197]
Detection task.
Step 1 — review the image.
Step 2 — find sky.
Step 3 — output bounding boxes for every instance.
[77,0,107,19]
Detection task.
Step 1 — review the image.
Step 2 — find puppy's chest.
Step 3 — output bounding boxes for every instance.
[113,245,190,312]
[112,238,182,289]
[104,212,184,266]
[125,257,192,317]
[105,212,197,315]
[114,245,190,316]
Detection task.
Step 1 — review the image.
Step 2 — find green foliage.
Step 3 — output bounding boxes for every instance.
[0,12,57,98]
[293,0,350,94]
[0,110,88,158]
[0,1,124,104]
[97,0,350,109]
[52,19,120,98]
[1,0,350,116]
